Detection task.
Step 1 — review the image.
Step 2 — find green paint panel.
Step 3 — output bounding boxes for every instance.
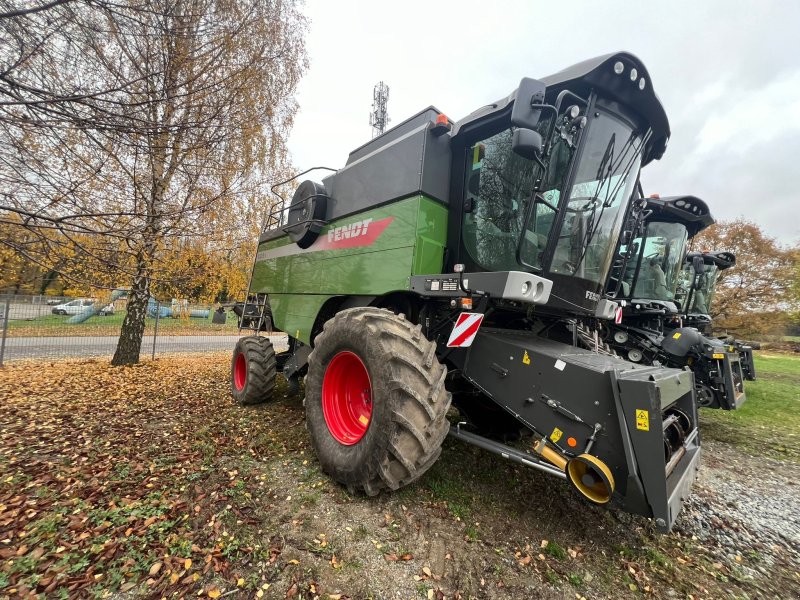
[412,199,448,275]
[250,195,448,343]
[269,294,334,344]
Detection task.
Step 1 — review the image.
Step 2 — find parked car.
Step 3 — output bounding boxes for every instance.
[51,298,114,316]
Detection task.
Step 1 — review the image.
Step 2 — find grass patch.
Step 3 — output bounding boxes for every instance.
[6,308,240,337]
[543,540,567,560]
[700,354,800,460]
[425,466,473,520]
[567,573,583,586]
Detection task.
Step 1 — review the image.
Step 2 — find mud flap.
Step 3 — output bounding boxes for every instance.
[615,367,701,532]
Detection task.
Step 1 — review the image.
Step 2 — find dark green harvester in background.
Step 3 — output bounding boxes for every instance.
[602,195,749,410]
[678,251,758,382]
[231,53,703,532]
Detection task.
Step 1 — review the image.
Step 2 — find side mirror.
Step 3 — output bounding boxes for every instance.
[511,77,546,130]
[692,255,704,275]
[512,128,543,160]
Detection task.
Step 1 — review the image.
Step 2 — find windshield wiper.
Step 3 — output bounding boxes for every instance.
[569,129,651,276]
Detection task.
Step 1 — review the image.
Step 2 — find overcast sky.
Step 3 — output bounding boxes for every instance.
[288,0,800,245]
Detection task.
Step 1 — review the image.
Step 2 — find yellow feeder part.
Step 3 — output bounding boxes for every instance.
[566,454,616,504]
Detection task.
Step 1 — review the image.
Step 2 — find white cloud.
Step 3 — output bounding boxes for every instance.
[693,71,800,157]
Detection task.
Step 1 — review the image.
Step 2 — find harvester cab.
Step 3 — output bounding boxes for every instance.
[601,198,747,410]
[678,251,736,332]
[234,52,703,532]
[677,251,757,381]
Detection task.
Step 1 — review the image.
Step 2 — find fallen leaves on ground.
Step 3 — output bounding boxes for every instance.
[0,354,305,598]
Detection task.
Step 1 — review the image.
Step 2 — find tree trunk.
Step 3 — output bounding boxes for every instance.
[111,263,150,366]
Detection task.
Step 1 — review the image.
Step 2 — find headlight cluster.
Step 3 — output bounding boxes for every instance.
[674,199,703,214]
[613,61,646,91]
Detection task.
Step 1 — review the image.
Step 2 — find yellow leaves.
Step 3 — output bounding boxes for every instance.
[237,578,245,587]
[206,586,221,598]
[184,558,192,570]
[148,561,163,576]
[330,554,342,569]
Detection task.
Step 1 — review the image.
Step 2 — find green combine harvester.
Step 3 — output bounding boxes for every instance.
[232,52,702,532]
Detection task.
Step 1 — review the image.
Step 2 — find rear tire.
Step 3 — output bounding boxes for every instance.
[305,307,451,495]
[231,336,277,405]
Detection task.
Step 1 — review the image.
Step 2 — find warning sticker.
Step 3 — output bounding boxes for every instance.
[672,332,682,339]
[446,312,484,348]
[550,427,563,443]
[522,350,531,365]
[712,353,725,359]
[358,415,369,426]
[635,409,649,431]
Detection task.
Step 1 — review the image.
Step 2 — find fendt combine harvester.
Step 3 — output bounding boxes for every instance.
[231,53,702,532]
[602,195,748,410]
[677,252,758,382]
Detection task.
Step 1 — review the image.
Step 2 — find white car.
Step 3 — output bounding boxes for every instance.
[51,298,115,316]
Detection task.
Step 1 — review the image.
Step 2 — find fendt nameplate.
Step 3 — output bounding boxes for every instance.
[411,271,553,305]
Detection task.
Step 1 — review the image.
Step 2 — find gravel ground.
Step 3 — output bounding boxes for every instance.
[675,438,800,574]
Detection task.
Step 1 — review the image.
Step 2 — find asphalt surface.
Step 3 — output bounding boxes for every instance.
[1,334,288,362]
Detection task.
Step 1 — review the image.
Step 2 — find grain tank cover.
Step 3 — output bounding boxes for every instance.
[321,107,452,223]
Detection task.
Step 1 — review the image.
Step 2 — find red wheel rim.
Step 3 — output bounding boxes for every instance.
[322,351,373,445]
[234,352,247,390]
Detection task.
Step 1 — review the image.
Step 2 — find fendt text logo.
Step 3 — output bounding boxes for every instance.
[327,218,375,243]
[320,216,394,251]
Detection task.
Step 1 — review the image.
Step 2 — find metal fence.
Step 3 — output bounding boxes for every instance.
[0,294,286,365]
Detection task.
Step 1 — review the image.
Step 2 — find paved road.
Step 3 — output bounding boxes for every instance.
[1,334,288,362]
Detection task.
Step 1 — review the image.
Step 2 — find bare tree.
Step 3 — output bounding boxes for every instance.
[0,0,307,364]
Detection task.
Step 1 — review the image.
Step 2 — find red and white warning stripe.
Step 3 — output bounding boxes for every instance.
[446,312,485,348]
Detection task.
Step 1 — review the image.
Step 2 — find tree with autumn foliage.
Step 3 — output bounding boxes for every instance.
[689,218,798,336]
[1,0,307,364]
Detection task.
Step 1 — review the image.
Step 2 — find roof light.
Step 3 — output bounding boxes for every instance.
[630,68,638,81]
[639,77,646,90]
[613,61,624,75]
[567,105,580,119]
[431,113,452,136]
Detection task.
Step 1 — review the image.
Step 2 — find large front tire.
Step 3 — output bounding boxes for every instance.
[231,336,276,405]
[306,308,451,495]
